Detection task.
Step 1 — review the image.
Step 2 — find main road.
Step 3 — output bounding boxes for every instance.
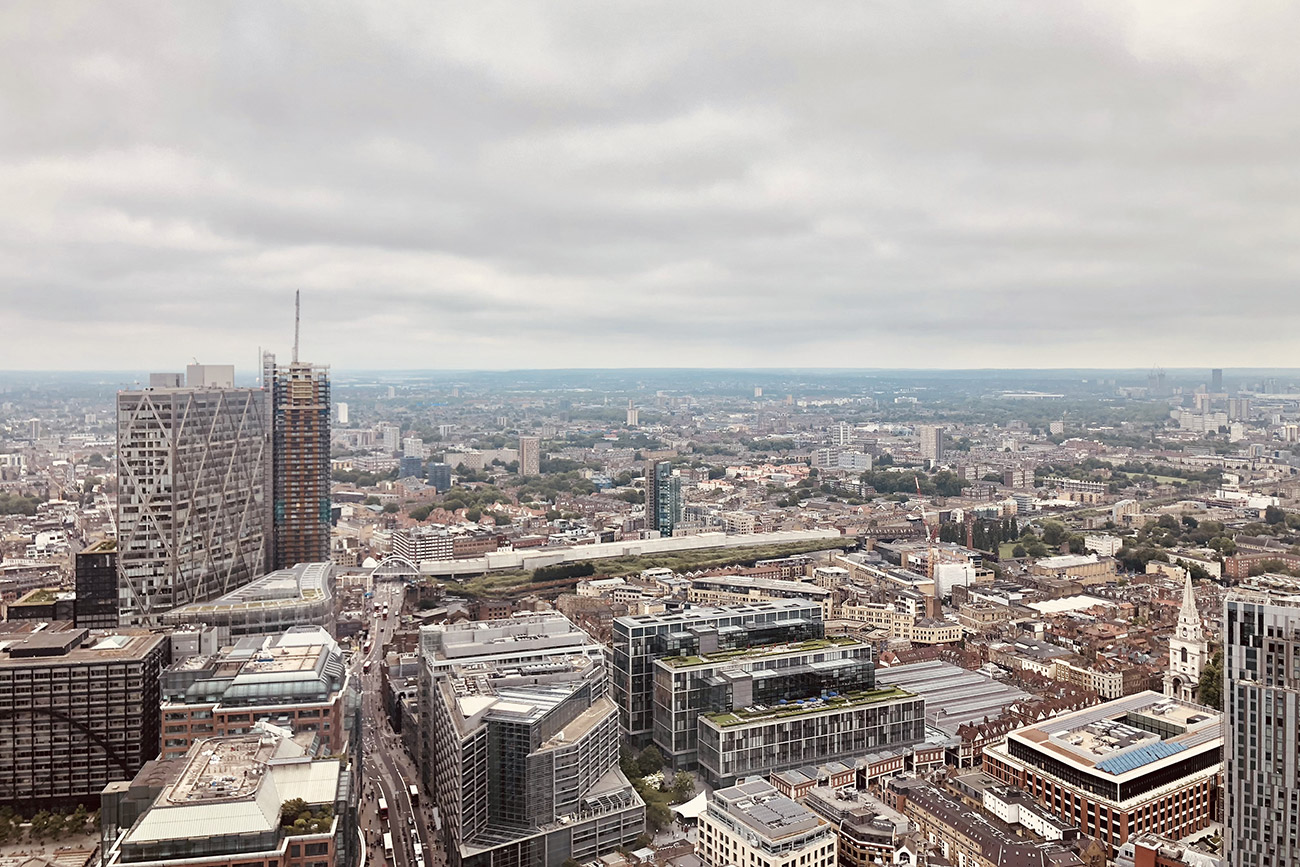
[355,577,444,867]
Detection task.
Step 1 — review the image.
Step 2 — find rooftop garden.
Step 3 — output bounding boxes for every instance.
[281,799,334,836]
[17,587,61,605]
[702,685,915,727]
[661,635,859,668]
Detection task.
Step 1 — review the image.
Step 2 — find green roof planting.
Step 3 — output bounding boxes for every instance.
[702,685,916,728]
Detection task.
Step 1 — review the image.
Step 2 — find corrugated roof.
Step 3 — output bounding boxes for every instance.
[127,776,280,843]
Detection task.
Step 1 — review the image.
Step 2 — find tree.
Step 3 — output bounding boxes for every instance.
[383,502,399,514]
[1198,649,1223,710]
[280,798,309,826]
[636,745,663,776]
[1012,544,1027,559]
[1266,505,1286,525]
[670,771,695,804]
[1041,521,1067,547]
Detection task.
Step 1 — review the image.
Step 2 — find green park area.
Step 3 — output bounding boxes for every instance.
[453,537,847,599]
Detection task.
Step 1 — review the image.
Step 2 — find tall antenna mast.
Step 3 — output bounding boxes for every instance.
[293,290,300,363]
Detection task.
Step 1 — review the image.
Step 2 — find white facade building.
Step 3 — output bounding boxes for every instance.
[699,779,836,867]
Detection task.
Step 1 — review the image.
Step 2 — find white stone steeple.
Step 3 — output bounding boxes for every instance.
[1165,571,1207,702]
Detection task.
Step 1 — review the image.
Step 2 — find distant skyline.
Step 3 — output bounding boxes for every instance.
[4,3,1300,369]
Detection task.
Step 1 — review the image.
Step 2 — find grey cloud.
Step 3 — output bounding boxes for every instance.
[3,1,1300,370]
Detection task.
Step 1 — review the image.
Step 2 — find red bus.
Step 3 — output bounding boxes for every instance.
[363,660,373,674]
[378,797,388,822]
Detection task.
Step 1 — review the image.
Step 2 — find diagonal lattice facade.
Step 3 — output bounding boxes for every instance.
[116,386,270,624]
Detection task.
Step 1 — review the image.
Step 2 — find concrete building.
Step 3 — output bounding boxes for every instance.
[983,691,1223,851]
[646,460,682,536]
[394,526,455,563]
[101,724,354,867]
[519,435,540,476]
[427,462,452,493]
[652,635,876,769]
[1225,581,1300,867]
[689,574,834,619]
[918,426,943,465]
[335,401,348,424]
[158,625,352,760]
[117,367,270,624]
[612,601,825,747]
[0,623,168,808]
[160,562,337,645]
[420,614,644,867]
[264,352,331,570]
[699,779,836,867]
[75,538,120,629]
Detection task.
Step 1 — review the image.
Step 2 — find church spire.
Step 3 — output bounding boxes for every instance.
[1179,571,1202,637]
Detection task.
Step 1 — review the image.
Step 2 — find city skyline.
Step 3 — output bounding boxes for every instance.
[5,4,1300,369]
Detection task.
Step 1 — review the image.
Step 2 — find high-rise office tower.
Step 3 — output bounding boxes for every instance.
[116,365,269,624]
[1212,368,1224,392]
[264,294,331,569]
[919,425,944,465]
[335,401,348,424]
[645,460,681,536]
[519,434,540,476]
[1225,583,1300,867]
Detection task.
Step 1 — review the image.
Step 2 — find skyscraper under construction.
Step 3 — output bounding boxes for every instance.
[264,294,331,569]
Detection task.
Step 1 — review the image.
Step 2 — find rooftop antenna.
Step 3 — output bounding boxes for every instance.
[292,290,300,363]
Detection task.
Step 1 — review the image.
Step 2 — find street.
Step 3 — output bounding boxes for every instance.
[353,577,447,867]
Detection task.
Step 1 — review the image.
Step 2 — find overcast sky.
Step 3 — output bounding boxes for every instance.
[3,2,1298,371]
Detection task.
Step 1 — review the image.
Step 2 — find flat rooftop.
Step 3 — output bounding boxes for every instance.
[659,635,862,669]
[703,685,917,728]
[0,625,164,665]
[239,643,328,675]
[1011,691,1221,776]
[615,599,822,629]
[692,575,832,596]
[712,780,826,842]
[166,737,278,804]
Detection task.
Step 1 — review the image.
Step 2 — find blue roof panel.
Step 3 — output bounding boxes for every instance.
[1096,741,1186,775]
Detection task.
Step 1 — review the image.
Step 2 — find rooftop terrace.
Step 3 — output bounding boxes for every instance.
[703,685,916,728]
[661,635,860,669]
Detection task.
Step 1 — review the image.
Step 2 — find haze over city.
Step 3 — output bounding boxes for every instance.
[5,2,1300,369]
